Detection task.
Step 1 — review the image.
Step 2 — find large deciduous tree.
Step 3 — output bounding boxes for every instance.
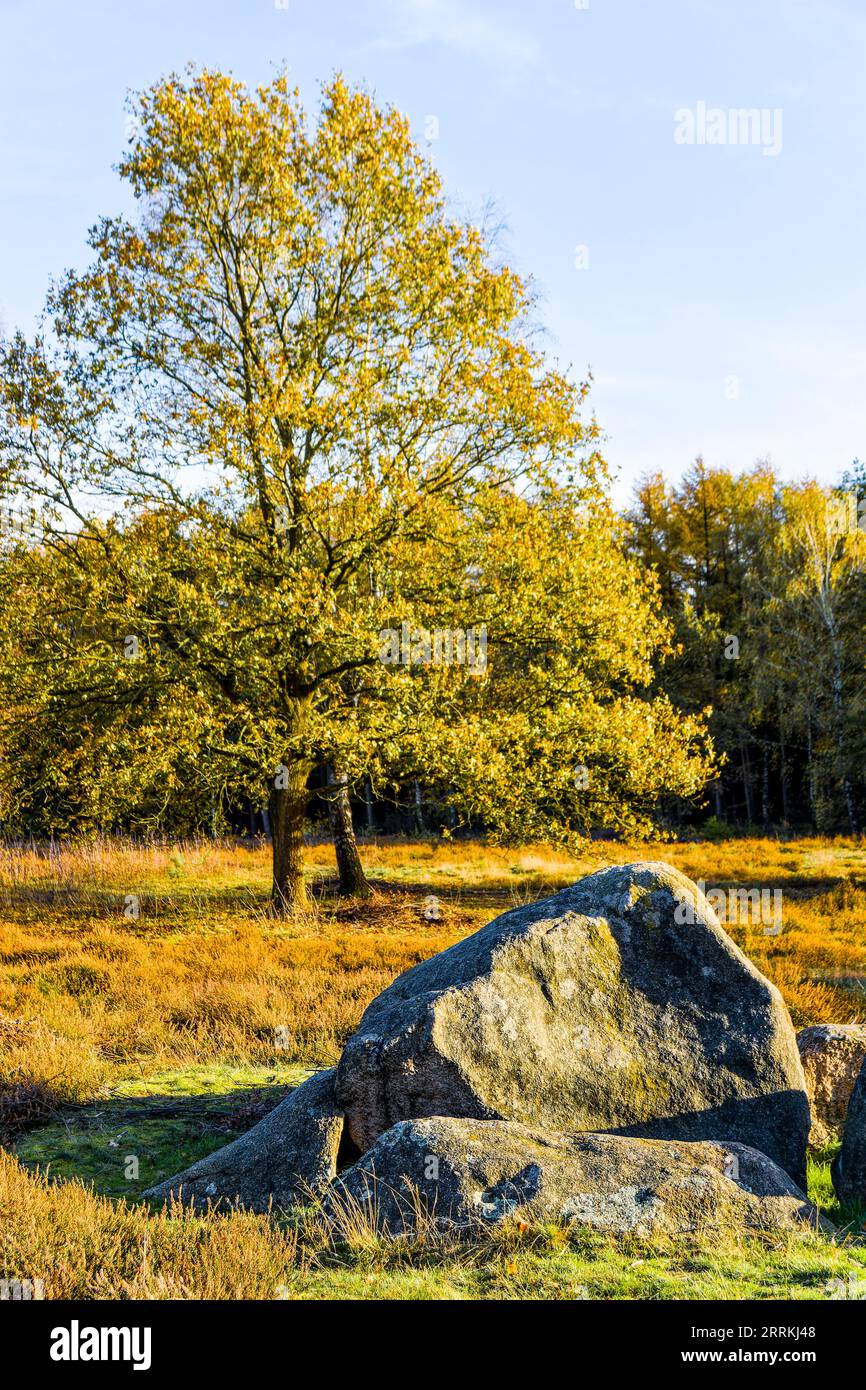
[0,70,714,904]
[0,71,587,906]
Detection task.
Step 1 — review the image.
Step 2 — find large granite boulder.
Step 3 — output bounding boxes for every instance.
[832,1057,866,1205]
[336,862,809,1182]
[797,1024,866,1145]
[328,1117,827,1237]
[142,1068,344,1212]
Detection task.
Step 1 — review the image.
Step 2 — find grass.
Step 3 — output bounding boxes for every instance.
[1,832,866,1299]
[11,1063,313,1198]
[3,1145,866,1301]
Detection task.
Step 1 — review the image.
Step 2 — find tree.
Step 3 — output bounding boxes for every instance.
[323,764,371,897]
[323,479,715,849]
[0,71,594,909]
[0,518,246,837]
[627,460,866,833]
[0,70,716,902]
[772,483,866,833]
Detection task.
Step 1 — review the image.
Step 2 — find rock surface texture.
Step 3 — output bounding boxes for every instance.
[328,1117,826,1237]
[796,1024,866,1145]
[832,1056,866,1205]
[336,862,810,1182]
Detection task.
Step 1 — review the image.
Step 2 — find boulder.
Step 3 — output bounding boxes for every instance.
[336,862,810,1183]
[142,1068,345,1212]
[327,1116,827,1237]
[832,1057,866,1205]
[797,1024,866,1145]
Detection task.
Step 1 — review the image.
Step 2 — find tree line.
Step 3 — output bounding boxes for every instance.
[627,457,866,835]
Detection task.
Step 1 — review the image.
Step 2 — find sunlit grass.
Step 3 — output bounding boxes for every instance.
[2,832,865,1299]
[2,1149,865,1301]
[1,834,862,1107]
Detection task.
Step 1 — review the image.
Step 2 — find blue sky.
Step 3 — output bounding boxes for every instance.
[1,0,864,502]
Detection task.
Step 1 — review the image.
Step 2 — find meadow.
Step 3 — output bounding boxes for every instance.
[1,833,866,1300]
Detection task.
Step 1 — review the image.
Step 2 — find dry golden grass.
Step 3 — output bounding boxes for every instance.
[0,833,864,1116]
[3,1147,864,1301]
[1,832,865,1300]
[0,1147,306,1299]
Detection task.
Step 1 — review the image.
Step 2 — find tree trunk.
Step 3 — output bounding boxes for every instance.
[413,780,426,835]
[739,740,753,825]
[828,632,859,834]
[363,775,375,834]
[806,711,816,830]
[269,763,310,913]
[326,765,372,897]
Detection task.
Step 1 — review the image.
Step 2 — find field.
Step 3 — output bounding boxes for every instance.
[2,834,866,1300]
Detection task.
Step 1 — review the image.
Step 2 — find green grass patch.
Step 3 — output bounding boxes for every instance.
[12,1063,312,1198]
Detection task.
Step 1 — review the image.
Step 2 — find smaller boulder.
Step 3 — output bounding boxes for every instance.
[832,1057,866,1205]
[326,1116,827,1238]
[142,1068,344,1212]
[797,1024,866,1145]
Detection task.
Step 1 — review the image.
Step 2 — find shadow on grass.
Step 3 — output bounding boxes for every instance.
[10,1082,292,1199]
[0,884,272,921]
